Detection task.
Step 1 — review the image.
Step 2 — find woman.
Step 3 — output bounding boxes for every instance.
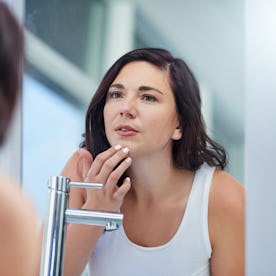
[62,48,244,276]
[0,2,39,275]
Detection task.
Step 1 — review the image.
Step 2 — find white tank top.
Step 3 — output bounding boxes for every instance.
[88,163,215,276]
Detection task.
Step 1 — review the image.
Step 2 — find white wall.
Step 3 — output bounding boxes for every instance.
[245,0,276,275]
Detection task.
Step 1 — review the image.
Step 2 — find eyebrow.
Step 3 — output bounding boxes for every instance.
[109,83,124,89]
[139,85,164,95]
[109,83,164,95]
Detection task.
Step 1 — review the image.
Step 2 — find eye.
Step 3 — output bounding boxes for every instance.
[141,94,157,102]
[107,91,123,99]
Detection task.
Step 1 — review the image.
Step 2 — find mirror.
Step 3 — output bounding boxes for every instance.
[23,2,245,275]
[23,0,244,218]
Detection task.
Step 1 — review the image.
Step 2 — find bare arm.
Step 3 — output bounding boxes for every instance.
[62,146,131,276]
[209,171,245,276]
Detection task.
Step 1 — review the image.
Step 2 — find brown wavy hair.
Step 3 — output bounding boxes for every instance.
[84,48,227,171]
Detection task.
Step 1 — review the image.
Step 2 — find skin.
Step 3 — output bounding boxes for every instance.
[0,172,40,276]
[103,61,182,159]
[62,61,245,276]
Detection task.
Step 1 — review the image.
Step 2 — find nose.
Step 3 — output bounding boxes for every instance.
[120,96,137,119]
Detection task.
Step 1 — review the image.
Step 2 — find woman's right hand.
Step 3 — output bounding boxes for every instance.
[78,145,132,212]
[60,146,131,276]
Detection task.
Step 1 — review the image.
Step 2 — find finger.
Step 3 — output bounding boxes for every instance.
[99,147,130,181]
[87,145,122,177]
[113,177,131,201]
[104,156,132,193]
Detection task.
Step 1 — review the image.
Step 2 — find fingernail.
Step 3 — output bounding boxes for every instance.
[125,177,130,182]
[122,147,129,154]
[114,144,122,150]
[125,157,132,163]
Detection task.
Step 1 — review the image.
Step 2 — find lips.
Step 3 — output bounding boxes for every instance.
[115,125,138,136]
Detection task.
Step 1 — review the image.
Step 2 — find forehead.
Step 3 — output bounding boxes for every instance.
[112,61,171,90]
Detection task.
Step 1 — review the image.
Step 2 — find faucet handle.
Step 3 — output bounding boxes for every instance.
[67,181,123,231]
[69,181,103,189]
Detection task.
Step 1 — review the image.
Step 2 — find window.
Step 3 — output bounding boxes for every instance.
[23,75,84,217]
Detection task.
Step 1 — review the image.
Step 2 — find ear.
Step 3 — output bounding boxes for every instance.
[172,125,182,140]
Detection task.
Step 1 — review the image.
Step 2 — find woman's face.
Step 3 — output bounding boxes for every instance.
[103,61,182,158]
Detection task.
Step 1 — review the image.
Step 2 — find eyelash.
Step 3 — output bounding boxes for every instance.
[141,94,157,102]
[108,91,123,99]
[107,91,157,102]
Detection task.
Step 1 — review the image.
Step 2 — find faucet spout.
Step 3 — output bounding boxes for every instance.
[65,209,123,230]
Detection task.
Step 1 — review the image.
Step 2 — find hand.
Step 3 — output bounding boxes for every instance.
[78,145,131,212]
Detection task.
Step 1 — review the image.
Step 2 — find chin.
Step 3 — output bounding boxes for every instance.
[109,137,132,148]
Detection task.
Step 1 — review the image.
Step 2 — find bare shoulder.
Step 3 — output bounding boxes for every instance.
[208,169,245,275]
[60,150,87,207]
[0,173,39,276]
[61,150,83,180]
[209,169,245,216]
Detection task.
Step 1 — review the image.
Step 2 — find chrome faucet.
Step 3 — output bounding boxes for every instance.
[40,176,123,276]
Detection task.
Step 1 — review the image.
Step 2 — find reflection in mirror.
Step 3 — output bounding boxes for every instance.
[24,1,244,276]
[24,1,244,217]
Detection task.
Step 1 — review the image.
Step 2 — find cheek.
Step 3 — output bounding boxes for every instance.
[103,104,112,126]
[147,109,178,137]
[146,114,173,135]
[103,104,116,143]
[153,108,178,126]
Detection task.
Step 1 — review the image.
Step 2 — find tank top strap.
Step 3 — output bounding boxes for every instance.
[185,163,215,256]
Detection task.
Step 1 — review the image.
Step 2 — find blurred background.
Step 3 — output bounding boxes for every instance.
[22,0,245,218]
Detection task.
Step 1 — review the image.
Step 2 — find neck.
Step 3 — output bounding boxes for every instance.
[126,154,193,205]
